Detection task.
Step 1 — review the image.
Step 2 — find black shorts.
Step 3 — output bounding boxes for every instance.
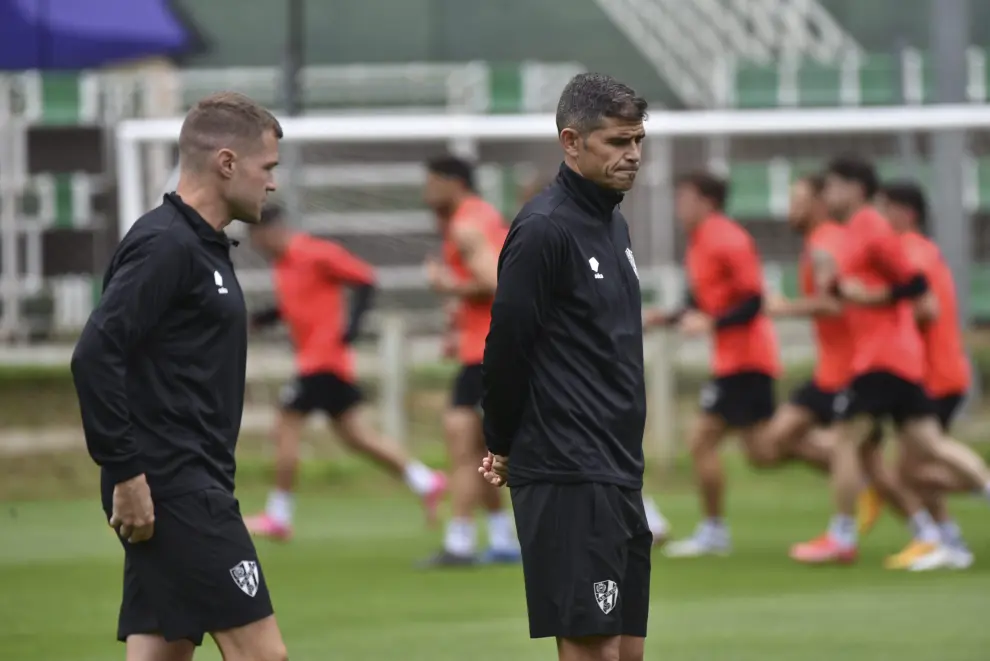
[932,393,965,432]
[833,371,934,427]
[280,371,363,418]
[115,488,274,645]
[789,380,841,426]
[511,483,652,640]
[451,363,483,409]
[700,371,776,428]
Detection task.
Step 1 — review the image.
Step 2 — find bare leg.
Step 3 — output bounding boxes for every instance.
[619,636,645,661]
[272,410,306,495]
[557,635,622,661]
[902,418,990,491]
[211,615,287,661]
[742,404,816,468]
[331,404,411,477]
[125,634,195,661]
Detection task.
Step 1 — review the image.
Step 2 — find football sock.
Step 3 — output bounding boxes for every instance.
[443,518,477,557]
[909,511,940,544]
[828,514,856,548]
[938,520,964,549]
[266,490,294,526]
[403,460,437,496]
[487,511,519,552]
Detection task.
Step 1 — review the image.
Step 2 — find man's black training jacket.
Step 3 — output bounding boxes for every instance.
[71,194,247,511]
[481,163,646,489]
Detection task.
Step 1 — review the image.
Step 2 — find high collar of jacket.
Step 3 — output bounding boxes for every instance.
[164,193,238,247]
[556,162,624,218]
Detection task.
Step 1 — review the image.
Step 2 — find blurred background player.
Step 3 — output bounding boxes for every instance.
[791,156,990,566]
[872,181,974,570]
[244,204,447,541]
[420,156,521,566]
[648,172,781,558]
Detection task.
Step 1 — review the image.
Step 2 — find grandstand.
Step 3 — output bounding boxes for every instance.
[3,0,990,341]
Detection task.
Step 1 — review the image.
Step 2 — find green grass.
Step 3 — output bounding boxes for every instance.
[1,459,988,661]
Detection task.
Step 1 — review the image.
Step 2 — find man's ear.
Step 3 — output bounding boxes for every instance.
[216,148,236,180]
[559,128,582,159]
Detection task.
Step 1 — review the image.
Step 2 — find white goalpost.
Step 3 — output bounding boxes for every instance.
[115,103,990,465]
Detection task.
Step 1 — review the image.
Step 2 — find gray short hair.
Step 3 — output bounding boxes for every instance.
[555,73,648,135]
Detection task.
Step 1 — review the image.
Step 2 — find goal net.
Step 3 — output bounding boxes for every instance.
[115,105,990,461]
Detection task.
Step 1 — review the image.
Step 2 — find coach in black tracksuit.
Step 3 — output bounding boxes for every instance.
[481,73,652,654]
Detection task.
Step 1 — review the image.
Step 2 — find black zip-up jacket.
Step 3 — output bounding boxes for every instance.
[71,194,247,510]
[481,163,646,489]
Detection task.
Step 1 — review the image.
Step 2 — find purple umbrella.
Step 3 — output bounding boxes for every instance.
[0,0,193,70]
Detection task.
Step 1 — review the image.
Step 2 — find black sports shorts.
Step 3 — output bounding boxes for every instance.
[451,363,483,409]
[789,380,842,426]
[833,371,934,427]
[700,371,776,428]
[932,393,965,432]
[511,482,652,639]
[115,488,274,645]
[280,371,363,418]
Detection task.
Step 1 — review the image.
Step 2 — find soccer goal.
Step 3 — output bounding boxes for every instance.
[116,104,990,464]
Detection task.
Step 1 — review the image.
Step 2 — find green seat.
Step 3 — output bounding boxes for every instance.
[858,54,901,106]
[40,73,82,125]
[877,159,933,189]
[970,263,990,320]
[489,64,523,114]
[727,162,772,219]
[779,263,800,298]
[976,158,990,210]
[734,62,779,108]
[797,62,842,107]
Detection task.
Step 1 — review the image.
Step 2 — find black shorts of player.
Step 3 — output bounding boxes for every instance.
[932,393,965,432]
[115,488,273,645]
[511,482,652,640]
[833,371,935,428]
[451,363,483,409]
[789,380,841,426]
[280,371,363,418]
[700,371,776,428]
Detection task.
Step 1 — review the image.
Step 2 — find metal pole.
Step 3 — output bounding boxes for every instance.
[930,0,975,392]
[281,0,305,223]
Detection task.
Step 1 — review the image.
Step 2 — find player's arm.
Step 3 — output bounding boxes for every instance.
[70,233,190,484]
[768,248,842,317]
[839,230,928,306]
[482,215,563,457]
[911,255,940,324]
[314,242,377,344]
[643,290,696,329]
[439,221,499,300]
[709,240,764,329]
[250,306,281,330]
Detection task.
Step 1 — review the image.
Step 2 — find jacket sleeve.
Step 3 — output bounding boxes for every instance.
[70,232,190,484]
[481,215,564,456]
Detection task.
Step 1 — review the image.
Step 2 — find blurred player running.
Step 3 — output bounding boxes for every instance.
[419,156,521,566]
[648,172,781,558]
[790,156,990,565]
[244,204,447,540]
[872,181,974,570]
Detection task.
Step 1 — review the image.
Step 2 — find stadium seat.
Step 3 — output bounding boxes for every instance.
[970,264,990,319]
[876,159,934,189]
[39,73,84,125]
[489,64,523,114]
[727,162,773,218]
[858,54,901,106]
[796,62,843,107]
[733,62,779,108]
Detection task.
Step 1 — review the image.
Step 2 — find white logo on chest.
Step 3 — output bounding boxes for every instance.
[589,257,604,279]
[214,270,228,295]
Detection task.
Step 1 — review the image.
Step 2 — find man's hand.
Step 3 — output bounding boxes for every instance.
[838,278,888,305]
[479,452,508,487]
[642,308,669,329]
[678,309,712,337]
[109,474,155,543]
[425,257,456,294]
[765,292,789,316]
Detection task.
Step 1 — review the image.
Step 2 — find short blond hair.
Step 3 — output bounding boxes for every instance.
[178,92,282,168]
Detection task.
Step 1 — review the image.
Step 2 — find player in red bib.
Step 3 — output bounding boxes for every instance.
[870,181,974,570]
[791,156,990,565]
[244,205,447,541]
[419,156,521,567]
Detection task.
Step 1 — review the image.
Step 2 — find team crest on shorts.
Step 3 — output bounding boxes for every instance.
[593,580,619,615]
[230,560,260,597]
[625,248,639,280]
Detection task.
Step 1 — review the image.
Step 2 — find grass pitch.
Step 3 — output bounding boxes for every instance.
[0,456,987,661]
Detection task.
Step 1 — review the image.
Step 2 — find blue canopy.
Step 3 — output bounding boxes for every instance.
[0,0,193,71]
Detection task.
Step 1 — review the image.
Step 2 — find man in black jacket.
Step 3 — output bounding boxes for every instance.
[70,92,288,661]
[480,73,652,661]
